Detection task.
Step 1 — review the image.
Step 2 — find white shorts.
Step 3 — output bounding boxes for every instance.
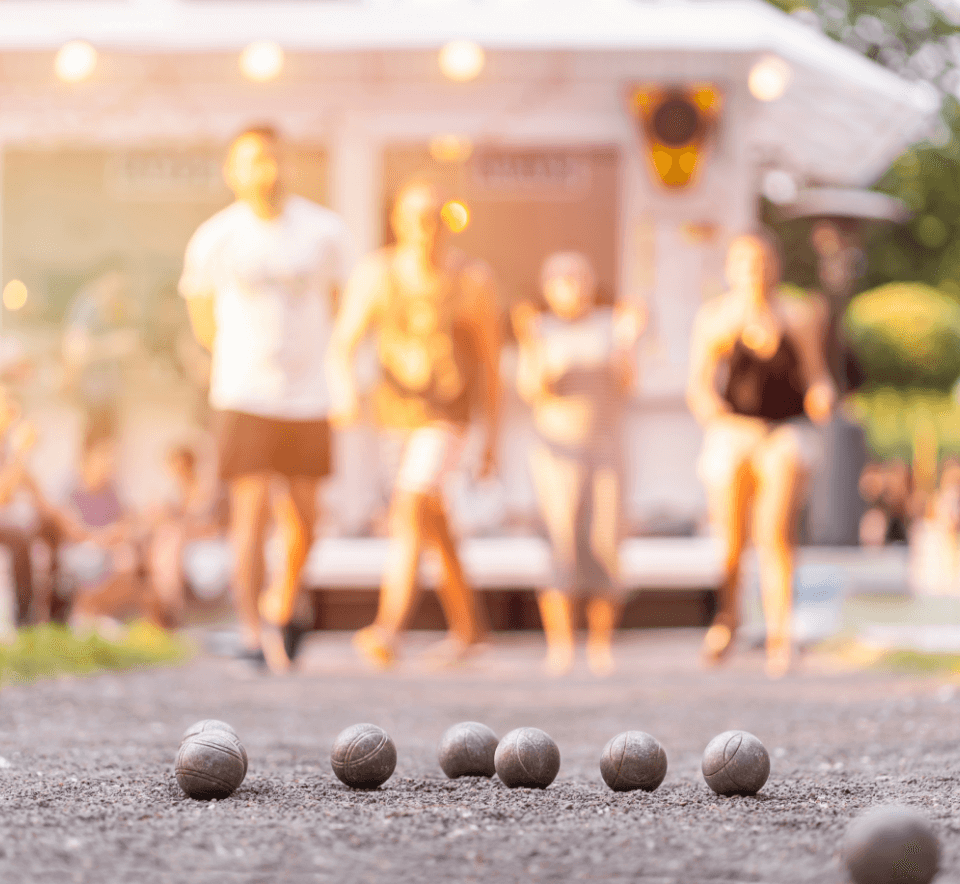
[384,423,467,495]
[697,414,823,493]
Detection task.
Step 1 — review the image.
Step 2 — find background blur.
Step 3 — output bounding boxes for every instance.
[1,0,959,642]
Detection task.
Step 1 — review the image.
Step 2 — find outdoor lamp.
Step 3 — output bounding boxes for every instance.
[429,134,474,163]
[55,41,97,83]
[2,280,27,312]
[748,55,791,102]
[240,41,285,82]
[441,201,470,233]
[439,41,485,82]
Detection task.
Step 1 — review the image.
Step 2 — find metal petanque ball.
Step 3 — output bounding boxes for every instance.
[494,727,560,789]
[175,730,247,800]
[701,730,770,796]
[843,805,939,884]
[438,722,499,779]
[180,719,247,775]
[331,723,397,790]
[600,731,668,792]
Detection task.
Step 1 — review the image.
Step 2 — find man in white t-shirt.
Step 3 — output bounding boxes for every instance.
[179,126,350,673]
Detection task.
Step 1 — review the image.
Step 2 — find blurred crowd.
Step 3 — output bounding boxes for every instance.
[1,125,956,685]
[0,393,228,637]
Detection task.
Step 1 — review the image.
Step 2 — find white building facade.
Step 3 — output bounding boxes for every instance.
[0,0,935,531]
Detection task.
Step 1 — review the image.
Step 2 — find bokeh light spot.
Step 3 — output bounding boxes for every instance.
[748,55,791,102]
[240,41,285,82]
[2,280,28,312]
[55,41,97,83]
[429,134,474,163]
[439,41,485,82]
[441,200,470,233]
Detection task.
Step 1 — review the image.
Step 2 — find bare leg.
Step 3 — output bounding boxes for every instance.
[148,522,187,627]
[354,489,426,669]
[71,557,163,632]
[421,493,486,646]
[586,467,622,676]
[529,443,583,674]
[753,429,810,679]
[228,473,271,652]
[537,590,575,676]
[259,476,318,674]
[585,597,620,677]
[702,460,754,664]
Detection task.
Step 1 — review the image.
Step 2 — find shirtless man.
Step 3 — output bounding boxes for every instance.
[180,126,350,673]
[687,233,835,678]
[327,181,501,668]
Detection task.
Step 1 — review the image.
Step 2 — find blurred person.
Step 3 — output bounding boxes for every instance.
[0,389,63,627]
[687,232,835,678]
[513,251,645,677]
[33,421,163,632]
[916,458,960,595]
[180,125,350,673]
[327,181,501,669]
[146,283,212,396]
[62,264,139,424]
[858,461,889,547]
[146,445,228,627]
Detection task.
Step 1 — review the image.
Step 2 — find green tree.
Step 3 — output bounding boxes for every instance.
[846,282,960,389]
[764,1,960,294]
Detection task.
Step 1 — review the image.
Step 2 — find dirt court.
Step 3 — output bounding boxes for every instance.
[1,628,959,884]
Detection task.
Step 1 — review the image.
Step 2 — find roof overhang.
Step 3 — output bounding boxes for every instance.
[0,0,937,187]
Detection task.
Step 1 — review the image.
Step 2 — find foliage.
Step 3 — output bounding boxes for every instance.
[766,0,960,88]
[845,282,960,389]
[763,1,960,295]
[0,621,191,685]
[849,387,960,458]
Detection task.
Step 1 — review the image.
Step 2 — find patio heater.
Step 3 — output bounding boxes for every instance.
[781,187,909,546]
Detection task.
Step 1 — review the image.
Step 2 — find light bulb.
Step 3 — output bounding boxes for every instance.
[55,41,97,83]
[240,41,285,83]
[439,41,485,83]
[748,55,791,102]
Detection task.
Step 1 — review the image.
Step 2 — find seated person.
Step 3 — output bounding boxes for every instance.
[35,423,164,632]
[513,251,644,677]
[146,444,228,626]
[0,389,63,628]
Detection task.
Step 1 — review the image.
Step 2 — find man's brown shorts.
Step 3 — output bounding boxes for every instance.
[216,410,332,482]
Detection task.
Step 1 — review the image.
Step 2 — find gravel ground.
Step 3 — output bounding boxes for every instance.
[2,628,960,884]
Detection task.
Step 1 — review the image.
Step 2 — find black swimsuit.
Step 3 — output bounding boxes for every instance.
[722,334,807,421]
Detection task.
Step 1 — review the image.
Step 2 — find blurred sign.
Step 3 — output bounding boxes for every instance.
[470,150,592,199]
[105,150,226,201]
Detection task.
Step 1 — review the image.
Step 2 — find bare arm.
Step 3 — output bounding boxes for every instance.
[326,255,384,426]
[686,303,732,426]
[611,300,648,394]
[786,296,836,425]
[510,302,549,405]
[472,271,503,476]
[185,295,217,353]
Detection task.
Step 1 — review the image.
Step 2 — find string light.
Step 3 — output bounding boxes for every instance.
[429,134,474,163]
[2,280,28,312]
[441,201,470,233]
[748,55,791,102]
[240,41,285,82]
[55,41,97,83]
[439,41,485,82]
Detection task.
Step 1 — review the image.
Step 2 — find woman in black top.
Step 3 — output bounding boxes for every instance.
[687,233,835,678]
